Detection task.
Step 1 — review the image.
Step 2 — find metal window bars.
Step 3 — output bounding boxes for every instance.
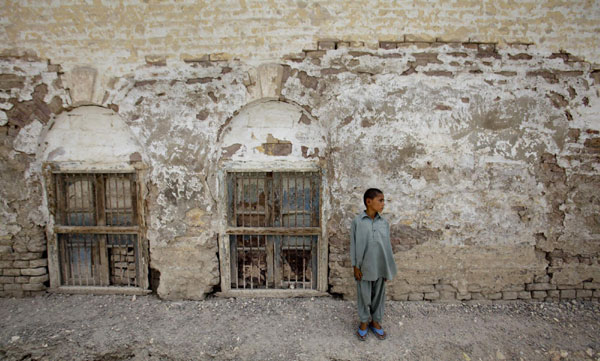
[54,173,141,287]
[227,171,320,290]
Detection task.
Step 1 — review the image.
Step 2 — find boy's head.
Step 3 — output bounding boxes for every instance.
[363,188,384,213]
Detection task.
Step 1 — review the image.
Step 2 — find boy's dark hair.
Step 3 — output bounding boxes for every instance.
[363,188,383,206]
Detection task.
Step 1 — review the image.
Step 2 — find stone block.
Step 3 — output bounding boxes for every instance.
[64,66,98,105]
[3,268,20,276]
[15,276,29,283]
[434,284,456,291]
[470,292,484,300]
[3,283,22,290]
[28,259,47,267]
[583,282,600,289]
[0,260,12,268]
[526,283,556,291]
[392,293,408,301]
[22,283,45,291]
[14,253,42,261]
[547,290,560,297]
[423,291,440,300]
[593,290,600,297]
[0,276,14,283]
[486,292,502,300]
[532,291,547,299]
[560,290,576,299]
[29,274,49,283]
[457,293,471,301]
[408,292,424,301]
[12,260,29,268]
[20,267,46,276]
[517,291,532,299]
[502,291,518,300]
[0,245,12,254]
[576,290,593,298]
[501,285,525,292]
[439,291,456,300]
[534,274,550,283]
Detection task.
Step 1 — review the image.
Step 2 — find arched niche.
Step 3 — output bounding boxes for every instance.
[219,100,326,168]
[39,105,147,171]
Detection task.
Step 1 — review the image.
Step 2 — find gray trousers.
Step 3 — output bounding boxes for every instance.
[356,277,386,323]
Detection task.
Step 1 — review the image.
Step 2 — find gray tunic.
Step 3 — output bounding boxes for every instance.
[350,211,397,281]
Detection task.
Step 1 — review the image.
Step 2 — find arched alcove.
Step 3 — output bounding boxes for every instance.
[39,105,147,170]
[215,99,330,296]
[38,105,150,293]
[219,99,326,166]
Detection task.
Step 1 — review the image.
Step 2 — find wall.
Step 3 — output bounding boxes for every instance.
[1,1,599,301]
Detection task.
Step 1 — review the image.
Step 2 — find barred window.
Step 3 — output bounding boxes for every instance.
[53,172,143,288]
[226,171,320,290]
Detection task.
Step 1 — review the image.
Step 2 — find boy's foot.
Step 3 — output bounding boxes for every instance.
[369,322,386,340]
[357,322,368,341]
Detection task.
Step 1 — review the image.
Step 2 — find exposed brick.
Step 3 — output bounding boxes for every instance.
[22,283,45,291]
[517,291,532,299]
[20,267,46,276]
[425,71,453,77]
[526,70,558,84]
[186,77,213,85]
[379,41,397,50]
[0,276,15,284]
[531,291,547,299]
[547,290,560,297]
[15,276,29,283]
[508,53,533,60]
[3,268,20,276]
[526,283,556,291]
[29,274,49,283]
[486,292,502,300]
[560,289,576,298]
[577,289,593,298]
[424,291,440,300]
[502,291,518,300]
[12,260,29,268]
[583,282,600,289]
[3,283,22,291]
[318,40,337,50]
[407,292,424,301]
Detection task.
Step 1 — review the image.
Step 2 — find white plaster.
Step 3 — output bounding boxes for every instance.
[39,106,147,168]
[13,119,43,154]
[221,100,326,162]
[0,110,6,126]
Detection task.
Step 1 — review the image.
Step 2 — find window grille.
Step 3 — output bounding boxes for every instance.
[53,173,142,288]
[226,171,320,290]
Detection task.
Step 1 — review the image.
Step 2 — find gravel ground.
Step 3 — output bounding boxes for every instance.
[0,294,599,361]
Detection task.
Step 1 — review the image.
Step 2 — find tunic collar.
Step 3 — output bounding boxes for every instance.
[361,210,381,220]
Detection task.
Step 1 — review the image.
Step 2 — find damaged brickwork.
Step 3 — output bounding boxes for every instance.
[0,37,599,301]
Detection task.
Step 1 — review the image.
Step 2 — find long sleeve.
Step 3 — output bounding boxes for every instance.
[350,218,357,267]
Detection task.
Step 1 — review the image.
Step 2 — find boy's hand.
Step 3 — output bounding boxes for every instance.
[353,266,362,281]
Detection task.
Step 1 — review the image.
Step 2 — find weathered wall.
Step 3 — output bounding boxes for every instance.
[1,1,599,301]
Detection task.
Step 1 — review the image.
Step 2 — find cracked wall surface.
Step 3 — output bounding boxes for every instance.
[1,3,599,301]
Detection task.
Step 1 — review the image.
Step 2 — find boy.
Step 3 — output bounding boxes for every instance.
[350,188,397,340]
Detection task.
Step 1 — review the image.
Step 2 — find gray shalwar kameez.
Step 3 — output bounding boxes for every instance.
[350,211,397,323]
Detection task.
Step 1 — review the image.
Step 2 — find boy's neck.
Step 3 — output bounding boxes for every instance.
[365,208,378,219]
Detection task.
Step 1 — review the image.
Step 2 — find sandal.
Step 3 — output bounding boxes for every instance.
[356,326,368,341]
[369,324,386,340]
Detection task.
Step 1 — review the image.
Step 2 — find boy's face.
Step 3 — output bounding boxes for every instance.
[366,193,385,213]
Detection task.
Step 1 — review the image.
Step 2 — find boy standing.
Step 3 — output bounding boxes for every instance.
[350,188,397,340]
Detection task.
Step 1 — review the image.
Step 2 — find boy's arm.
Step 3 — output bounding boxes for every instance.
[350,219,357,267]
[350,219,362,281]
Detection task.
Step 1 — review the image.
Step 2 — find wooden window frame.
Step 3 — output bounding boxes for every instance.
[217,166,329,297]
[43,164,150,295]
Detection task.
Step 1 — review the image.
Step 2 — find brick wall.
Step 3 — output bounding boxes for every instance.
[1,1,599,74]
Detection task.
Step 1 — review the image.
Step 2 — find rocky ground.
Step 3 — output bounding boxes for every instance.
[0,294,598,360]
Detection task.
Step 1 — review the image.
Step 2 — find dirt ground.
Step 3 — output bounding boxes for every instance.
[0,294,599,361]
